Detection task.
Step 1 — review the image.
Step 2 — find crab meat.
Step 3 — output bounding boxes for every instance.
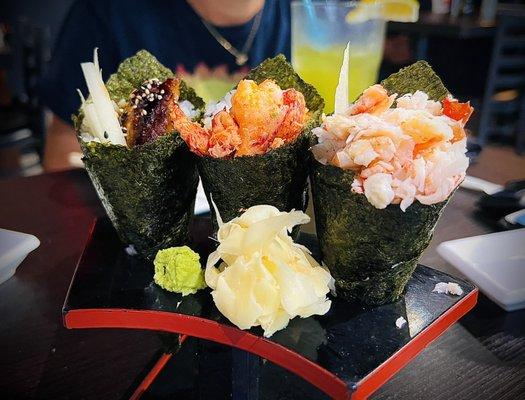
[208,110,241,158]
[274,88,308,144]
[180,79,309,158]
[348,84,396,116]
[311,83,472,210]
[231,79,285,156]
[442,96,473,125]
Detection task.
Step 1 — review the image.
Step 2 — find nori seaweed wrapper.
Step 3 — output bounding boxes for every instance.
[310,61,455,306]
[198,55,324,229]
[311,161,449,305]
[76,50,203,258]
[105,50,205,115]
[381,60,449,101]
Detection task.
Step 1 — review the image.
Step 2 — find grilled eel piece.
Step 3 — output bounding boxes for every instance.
[121,77,184,147]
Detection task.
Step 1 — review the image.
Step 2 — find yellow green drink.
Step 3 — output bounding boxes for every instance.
[293,45,383,112]
[291,1,386,114]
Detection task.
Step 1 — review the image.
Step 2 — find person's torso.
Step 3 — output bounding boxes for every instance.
[105,0,290,77]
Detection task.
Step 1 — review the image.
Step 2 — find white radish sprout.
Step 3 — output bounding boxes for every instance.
[80,48,126,145]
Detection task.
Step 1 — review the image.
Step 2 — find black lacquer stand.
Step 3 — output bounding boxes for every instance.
[63,218,477,400]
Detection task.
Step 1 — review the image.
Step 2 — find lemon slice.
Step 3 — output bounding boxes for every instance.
[346,0,419,24]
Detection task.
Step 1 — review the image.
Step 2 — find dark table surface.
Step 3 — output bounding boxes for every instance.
[1,145,524,399]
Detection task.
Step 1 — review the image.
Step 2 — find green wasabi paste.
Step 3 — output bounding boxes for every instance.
[153,246,206,296]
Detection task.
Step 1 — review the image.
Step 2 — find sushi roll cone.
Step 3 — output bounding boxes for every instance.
[75,50,204,258]
[197,55,324,228]
[311,161,449,305]
[311,61,471,305]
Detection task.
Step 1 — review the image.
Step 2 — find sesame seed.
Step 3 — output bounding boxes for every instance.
[157,95,162,100]
[160,89,165,94]
[147,84,152,89]
[132,105,137,109]
[141,109,147,116]
[103,131,108,139]
[145,89,150,95]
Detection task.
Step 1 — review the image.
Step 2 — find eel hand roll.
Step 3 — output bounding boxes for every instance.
[74,49,204,259]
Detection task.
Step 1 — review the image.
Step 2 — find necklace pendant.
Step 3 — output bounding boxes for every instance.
[236,54,248,66]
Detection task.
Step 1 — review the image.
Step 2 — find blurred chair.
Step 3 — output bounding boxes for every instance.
[0,20,48,176]
[478,8,525,153]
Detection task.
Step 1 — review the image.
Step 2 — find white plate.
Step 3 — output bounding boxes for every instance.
[0,228,40,285]
[437,229,525,311]
[460,175,503,195]
[505,209,525,226]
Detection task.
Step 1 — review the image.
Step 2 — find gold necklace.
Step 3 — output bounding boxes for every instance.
[200,10,263,66]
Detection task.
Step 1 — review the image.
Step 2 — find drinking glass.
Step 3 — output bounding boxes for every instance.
[291,1,386,113]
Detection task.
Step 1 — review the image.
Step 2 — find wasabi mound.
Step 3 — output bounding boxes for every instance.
[154,246,206,296]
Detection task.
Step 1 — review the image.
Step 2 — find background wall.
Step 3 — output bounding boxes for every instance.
[0,0,74,98]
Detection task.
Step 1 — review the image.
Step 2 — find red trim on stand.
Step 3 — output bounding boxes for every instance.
[130,353,173,400]
[64,310,350,399]
[129,335,188,400]
[353,289,478,400]
[64,289,477,400]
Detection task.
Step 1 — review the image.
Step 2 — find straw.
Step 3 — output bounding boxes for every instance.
[301,0,334,47]
[303,0,316,23]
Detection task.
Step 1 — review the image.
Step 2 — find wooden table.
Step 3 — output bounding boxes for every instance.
[1,145,524,399]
